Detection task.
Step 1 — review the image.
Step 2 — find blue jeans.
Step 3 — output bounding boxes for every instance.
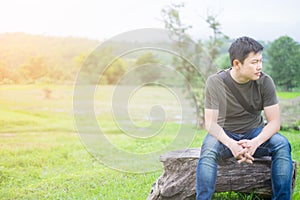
[196,126,293,200]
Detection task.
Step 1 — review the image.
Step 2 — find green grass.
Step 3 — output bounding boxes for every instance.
[0,131,162,199]
[0,85,299,199]
[277,91,300,99]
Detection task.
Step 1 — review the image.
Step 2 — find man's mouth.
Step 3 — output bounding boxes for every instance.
[255,72,261,76]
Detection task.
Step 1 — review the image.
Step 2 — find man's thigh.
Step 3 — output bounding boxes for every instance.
[253,132,291,157]
[201,134,233,161]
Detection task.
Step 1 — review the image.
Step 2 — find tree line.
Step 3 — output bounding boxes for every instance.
[0,27,299,92]
[0,33,98,84]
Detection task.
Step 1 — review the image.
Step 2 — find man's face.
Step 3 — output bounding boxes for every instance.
[238,51,263,82]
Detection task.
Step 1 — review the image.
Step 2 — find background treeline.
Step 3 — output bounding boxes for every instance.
[0,32,299,91]
[0,33,98,84]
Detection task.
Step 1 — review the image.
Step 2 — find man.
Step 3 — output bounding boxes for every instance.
[196,36,293,200]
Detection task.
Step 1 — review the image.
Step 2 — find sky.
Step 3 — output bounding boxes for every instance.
[1,0,300,42]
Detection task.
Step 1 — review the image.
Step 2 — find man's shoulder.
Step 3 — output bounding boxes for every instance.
[206,72,225,90]
[257,72,274,85]
[207,71,223,81]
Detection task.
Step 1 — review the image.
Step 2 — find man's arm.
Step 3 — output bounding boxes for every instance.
[238,103,281,156]
[205,108,249,160]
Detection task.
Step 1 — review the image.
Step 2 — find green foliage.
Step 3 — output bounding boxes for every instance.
[0,33,98,84]
[0,60,21,84]
[267,36,300,91]
[161,3,204,126]
[161,3,227,127]
[18,56,49,83]
[212,192,263,200]
[74,47,128,84]
[134,52,161,83]
[103,58,127,84]
[215,53,231,70]
[135,52,158,66]
[205,13,229,62]
[161,3,192,37]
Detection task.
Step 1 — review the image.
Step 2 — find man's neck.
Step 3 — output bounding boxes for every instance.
[230,68,250,84]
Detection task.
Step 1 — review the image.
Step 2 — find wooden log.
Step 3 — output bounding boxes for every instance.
[147,148,297,200]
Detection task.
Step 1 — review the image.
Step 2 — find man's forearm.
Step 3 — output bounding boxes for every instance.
[204,109,247,160]
[252,120,280,146]
[205,122,235,148]
[252,104,281,147]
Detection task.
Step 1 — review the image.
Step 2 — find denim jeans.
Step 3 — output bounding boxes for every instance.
[196,126,293,200]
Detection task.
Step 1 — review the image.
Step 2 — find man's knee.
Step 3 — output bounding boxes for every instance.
[198,135,220,166]
[269,133,291,154]
[200,134,220,155]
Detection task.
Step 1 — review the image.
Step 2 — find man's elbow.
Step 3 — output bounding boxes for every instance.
[205,121,213,133]
[268,119,281,132]
[275,121,281,132]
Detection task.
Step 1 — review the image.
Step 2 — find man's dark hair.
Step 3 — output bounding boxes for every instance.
[228,36,264,66]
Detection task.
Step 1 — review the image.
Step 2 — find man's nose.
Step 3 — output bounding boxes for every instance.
[257,61,262,70]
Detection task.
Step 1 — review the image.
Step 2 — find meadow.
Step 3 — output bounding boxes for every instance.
[0,85,299,200]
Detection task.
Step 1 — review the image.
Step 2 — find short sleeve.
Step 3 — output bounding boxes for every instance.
[261,74,278,107]
[204,75,226,110]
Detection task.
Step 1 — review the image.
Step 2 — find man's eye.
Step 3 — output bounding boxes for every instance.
[252,60,262,64]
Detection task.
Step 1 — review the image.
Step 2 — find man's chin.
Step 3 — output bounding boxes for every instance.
[252,75,261,80]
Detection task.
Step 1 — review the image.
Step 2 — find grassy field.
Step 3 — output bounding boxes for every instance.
[277,91,300,99]
[0,85,299,199]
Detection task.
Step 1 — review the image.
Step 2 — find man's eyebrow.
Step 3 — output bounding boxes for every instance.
[251,58,263,62]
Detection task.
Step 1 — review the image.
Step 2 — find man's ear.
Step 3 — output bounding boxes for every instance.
[232,59,241,69]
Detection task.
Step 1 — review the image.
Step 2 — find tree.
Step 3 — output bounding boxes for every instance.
[206,13,229,62]
[74,47,127,84]
[18,56,49,83]
[267,36,300,91]
[0,60,22,84]
[161,3,227,127]
[104,58,127,84]
[0,61,11,83]
[215,53,230,70]
[134,52,161,83]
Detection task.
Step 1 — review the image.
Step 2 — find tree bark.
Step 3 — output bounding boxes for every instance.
[147,148,297,200]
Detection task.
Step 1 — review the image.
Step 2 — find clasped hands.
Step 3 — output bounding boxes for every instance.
[230,139,259,164]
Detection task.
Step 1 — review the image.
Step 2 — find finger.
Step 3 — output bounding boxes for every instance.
[237,156,247,164]
[238,143,247,148]
[237,139,247,144]
[245,159,253,164]
[244,152,254,161]
[237,139,249,144]
[237,140,252,148]
[238,148,249,155]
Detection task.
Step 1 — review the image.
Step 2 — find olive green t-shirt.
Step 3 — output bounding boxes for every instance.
[205,69,278,133]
